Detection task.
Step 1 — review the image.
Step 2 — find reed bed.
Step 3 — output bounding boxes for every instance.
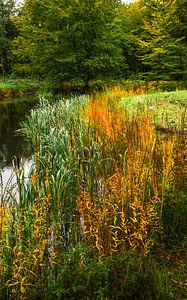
[0,91,186,299]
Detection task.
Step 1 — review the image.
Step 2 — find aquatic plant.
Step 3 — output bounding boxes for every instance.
[0,91,186,299]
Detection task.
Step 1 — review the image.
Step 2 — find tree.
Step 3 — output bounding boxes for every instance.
[0,0,16,81]
[13,0,127,89]
[137,0,187,80]
[120,0,146,76]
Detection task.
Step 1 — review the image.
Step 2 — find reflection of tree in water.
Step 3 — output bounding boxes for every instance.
[0,98,37,168]
[0,144,7,168]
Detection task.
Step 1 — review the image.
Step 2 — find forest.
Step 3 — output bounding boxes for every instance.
[0,0,187,89]
[0,0,187,299]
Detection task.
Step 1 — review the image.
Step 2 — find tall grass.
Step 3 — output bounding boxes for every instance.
[0,91,186,299]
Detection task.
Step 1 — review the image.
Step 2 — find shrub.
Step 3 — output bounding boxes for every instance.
[49,247,174,300]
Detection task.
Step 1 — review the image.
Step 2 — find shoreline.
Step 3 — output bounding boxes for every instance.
[0,79,41,100]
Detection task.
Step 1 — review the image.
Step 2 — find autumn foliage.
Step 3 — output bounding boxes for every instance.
[0,91,186,299]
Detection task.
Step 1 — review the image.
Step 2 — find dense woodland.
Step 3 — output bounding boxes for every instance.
[0,0,187,89]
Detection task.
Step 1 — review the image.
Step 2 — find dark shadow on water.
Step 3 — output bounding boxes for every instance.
[0,96,38,169]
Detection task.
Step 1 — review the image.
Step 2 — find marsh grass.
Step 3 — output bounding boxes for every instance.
[120,90,187,130]
[0,91,186,299]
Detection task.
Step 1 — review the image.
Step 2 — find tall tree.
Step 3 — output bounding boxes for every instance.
[137,0,187,80]
[120,0,146,75]
[0,0,16,80]
[13,0,127,89]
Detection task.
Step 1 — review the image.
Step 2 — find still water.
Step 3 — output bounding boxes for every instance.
[0,96,38,187]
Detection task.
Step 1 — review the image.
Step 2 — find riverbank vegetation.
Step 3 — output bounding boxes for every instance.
[0,0,187,298]
[0,90,186,299]
[0,78,42,99]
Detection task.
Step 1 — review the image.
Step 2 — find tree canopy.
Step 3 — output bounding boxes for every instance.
[137,0,187,80]
[1,0,187,86]
[0,0,16,80]
[12,0,129,89]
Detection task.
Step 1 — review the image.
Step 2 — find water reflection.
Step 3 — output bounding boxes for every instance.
[0,158,33,204]
[0,96,38,169]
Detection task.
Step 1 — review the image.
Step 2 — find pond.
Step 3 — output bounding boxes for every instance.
[0,96,38,188]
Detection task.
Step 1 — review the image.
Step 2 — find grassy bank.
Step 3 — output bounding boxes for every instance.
[1,78,187,99]
[120,90,187,130]
[0,78,42,99]
[0,90,186,299]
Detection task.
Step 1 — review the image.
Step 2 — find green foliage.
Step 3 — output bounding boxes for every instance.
[120,1,146,75]
[120,90,187,129]
[0,78,42,98]
[137,0,187,80]
[163,192,187,246]
[0,0,16,80]
[49,247,174,300]
[12,0,127,89]
[1,0,187,88]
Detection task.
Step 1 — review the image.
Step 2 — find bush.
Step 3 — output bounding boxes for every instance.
[162,192,187,247]
[48,247,174,300]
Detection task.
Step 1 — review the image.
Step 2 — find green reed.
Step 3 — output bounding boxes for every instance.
[0,92,186,299]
